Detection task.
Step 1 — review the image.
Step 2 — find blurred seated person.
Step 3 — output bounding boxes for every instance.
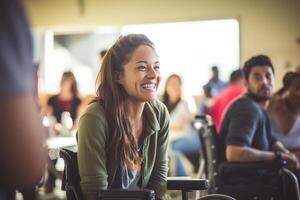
[45,71,82,193]
[162,74,200,175]
[162,74,195,138]
[219,55,299,171]
[268,72,300,161]
[208,69,245,132]
[198,84,213,115]
[78,34,169,200]
[206,65,226,97]
[46,71,82,135]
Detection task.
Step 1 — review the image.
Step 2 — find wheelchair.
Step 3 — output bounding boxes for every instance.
[59,146,235,200]
[193,114,300,200]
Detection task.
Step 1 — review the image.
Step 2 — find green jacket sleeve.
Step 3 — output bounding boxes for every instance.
[77,109,108,200]
[147,103,170,200]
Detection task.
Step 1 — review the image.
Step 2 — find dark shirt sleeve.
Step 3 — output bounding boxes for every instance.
[269,133,277,147]
[47,96,61,122]
[75,97,82,106]
[225,100,260,147]
[264,110,278,147]
[47,96,56,106]
[0,0,34,96]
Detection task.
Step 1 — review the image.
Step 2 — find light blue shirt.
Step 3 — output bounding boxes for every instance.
[270,115,300,149]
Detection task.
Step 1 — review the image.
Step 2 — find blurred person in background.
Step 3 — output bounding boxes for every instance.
[219,55,299,177]
[0,0,46,199]
[46,71,82,134]
[198,83,213,115]
[162,74,200,175]
[206,66,226,97]
[208,69,245,132]
[219,55,300,199]
[268,72,300,161]
[45,71,82,193]
[162,74,194,138]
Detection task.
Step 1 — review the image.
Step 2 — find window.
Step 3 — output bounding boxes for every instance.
[122,19,240,95]
[35,19,239,96]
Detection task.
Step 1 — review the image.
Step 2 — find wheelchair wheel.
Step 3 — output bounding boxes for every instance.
[198,194,236,200]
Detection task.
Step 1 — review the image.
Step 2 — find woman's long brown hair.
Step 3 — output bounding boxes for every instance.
[96,34,155,167]
[60,71,79,98]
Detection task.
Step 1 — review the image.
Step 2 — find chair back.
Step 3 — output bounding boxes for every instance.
[193,115,221,193]
[60,148,83,200]
[59,147,156,200]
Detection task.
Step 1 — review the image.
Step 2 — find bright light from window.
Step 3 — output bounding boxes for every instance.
[38,19,239,96]
[122,19,239,96]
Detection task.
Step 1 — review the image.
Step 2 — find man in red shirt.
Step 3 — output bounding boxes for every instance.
[208,69,245,132]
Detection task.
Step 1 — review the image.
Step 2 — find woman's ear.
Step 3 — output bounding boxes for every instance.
[115,72,123,84]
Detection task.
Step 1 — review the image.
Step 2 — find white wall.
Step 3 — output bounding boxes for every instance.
[22,0,300,87]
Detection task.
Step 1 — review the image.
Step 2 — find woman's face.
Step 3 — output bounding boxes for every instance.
[288,77,300,107]
[61,78,73,93]
[118,45,161,102]
[166,76,181,100]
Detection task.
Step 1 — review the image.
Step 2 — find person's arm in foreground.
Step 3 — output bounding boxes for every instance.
[0,95,46,188]
[0,0,46,189]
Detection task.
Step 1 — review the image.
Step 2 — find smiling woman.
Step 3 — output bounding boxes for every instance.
[77,34,170,200]
[117,45,161,102]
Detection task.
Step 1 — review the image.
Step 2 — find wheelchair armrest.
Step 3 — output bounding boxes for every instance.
[98,189,155,200]
[219,159,286,172]
[217,160,287,185]
[167,177,209,191]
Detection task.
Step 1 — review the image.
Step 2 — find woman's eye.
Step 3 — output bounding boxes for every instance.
[154,65,160,71]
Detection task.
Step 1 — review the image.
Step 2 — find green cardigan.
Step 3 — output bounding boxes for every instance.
[77,100,170,200]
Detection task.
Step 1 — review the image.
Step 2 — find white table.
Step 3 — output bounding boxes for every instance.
[47,136,77,149]
[47,136,77,160]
